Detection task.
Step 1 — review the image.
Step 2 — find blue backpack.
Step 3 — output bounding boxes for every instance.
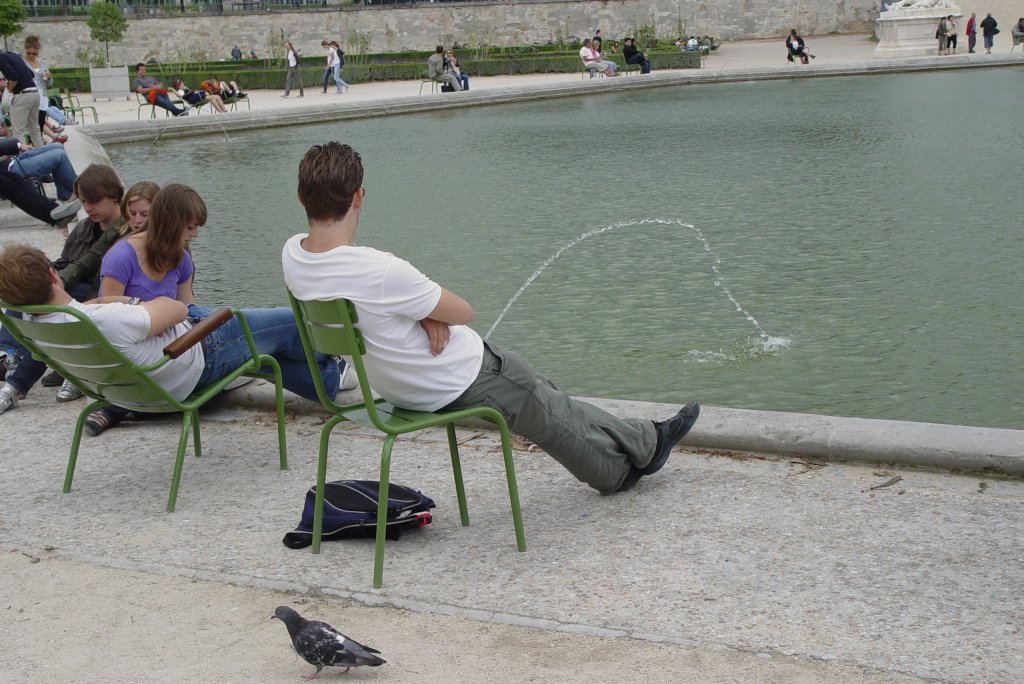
[283,480,435,549]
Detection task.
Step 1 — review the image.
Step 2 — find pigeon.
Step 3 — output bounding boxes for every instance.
[273,605,386,680]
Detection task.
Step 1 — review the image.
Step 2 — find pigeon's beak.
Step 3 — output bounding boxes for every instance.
[271,614,278,620]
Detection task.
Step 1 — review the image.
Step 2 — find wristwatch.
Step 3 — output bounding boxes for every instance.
[127,297,141,305]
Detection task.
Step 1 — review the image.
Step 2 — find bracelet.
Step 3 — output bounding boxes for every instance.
[127,297,141,306]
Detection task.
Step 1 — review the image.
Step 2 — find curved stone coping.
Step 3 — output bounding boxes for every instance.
[220,381,1024,478]
[82,54,1024,145]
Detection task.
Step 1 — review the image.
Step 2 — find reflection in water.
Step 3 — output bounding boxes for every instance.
[107,69,1024,428]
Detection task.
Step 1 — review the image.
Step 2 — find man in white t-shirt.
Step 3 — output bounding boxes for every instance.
[0,244,342,408]
[282,142,700,495]
[578,38,617,77]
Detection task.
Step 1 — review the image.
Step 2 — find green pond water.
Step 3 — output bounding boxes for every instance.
[108,68,1024,429]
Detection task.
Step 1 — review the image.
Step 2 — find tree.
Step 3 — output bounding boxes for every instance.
[87,2,128,67]
[0,0,27,52]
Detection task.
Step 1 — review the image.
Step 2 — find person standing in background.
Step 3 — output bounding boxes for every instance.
[945,15,958,54]
[282,41,304,98]
[966,13,977,53]
[0,50,43,147]
[980,13,998,54]
[21,36,55,140]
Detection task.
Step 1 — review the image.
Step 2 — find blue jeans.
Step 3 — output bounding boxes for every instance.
[152,92,184,116]
[11,143,77,200]
[626,53,651,74]
[0,310,47,395]
[332,63,349,91]
[189,305,340,402]
[1,281,92,395]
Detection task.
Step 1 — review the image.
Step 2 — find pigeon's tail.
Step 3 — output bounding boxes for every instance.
[356,653,386,667]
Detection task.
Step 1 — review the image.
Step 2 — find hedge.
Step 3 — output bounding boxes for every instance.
[49,50,700,93]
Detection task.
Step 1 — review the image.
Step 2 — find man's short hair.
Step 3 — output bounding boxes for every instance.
[582,38,592,46]
[435,45,444,53]
[73,164,124,204]
[297,142,363,222]
[0,244,53,307]
[136,62,145,72]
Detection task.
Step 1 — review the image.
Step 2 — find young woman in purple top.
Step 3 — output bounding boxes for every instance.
[88,181,198,435]
[99,183,193,304]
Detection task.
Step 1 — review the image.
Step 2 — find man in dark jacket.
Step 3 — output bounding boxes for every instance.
[980,13,999,53]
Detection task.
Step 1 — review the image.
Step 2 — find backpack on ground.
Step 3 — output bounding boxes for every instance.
[282,480,435,549]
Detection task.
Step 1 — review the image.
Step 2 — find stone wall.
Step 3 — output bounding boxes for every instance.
[17,0,880,67]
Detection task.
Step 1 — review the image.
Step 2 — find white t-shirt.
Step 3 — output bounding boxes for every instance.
[579,46,596,64]
[32,300,204,402]
[282,236,483,412]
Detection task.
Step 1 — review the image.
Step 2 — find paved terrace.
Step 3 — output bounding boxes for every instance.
[2,34,1023,683]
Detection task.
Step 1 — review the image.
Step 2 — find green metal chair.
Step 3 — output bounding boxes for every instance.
[58,89,98,124]
[134,91,186,119]
[287,291,526,588]
[0,304,288,512]
[221,94,251,112]
[419,72,439,94]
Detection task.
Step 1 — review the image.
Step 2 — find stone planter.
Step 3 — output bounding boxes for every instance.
[89,65,131,101]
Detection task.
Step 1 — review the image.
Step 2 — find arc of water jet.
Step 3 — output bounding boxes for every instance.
[484,217,775,344]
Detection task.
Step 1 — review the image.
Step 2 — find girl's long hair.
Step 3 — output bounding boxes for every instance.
[145,184,207,274]
[119,180,160,236]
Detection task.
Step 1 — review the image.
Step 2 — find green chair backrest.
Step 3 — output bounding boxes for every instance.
[287,291,392,430]
[0,303,183,413]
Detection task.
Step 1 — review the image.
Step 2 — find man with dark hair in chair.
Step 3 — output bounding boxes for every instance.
[283,142,701,496]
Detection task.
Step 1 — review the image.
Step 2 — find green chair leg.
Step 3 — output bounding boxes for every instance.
[191,408,202,458]
[167,411,194,512]
[268,357,288,470]
[496,418,527,552]
[63,401,103,493]
[312,415,346,554]
[447,423,470,526]
[373,435,396,588]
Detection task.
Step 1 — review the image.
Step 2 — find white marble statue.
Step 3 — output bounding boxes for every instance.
[884,0,955,11]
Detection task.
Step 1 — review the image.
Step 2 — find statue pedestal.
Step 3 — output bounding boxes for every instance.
[875,9,962,58]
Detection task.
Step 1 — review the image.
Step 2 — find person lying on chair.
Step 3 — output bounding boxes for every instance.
[1,124,80,218]
[0,244,344,410]
[282,142,701,496]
